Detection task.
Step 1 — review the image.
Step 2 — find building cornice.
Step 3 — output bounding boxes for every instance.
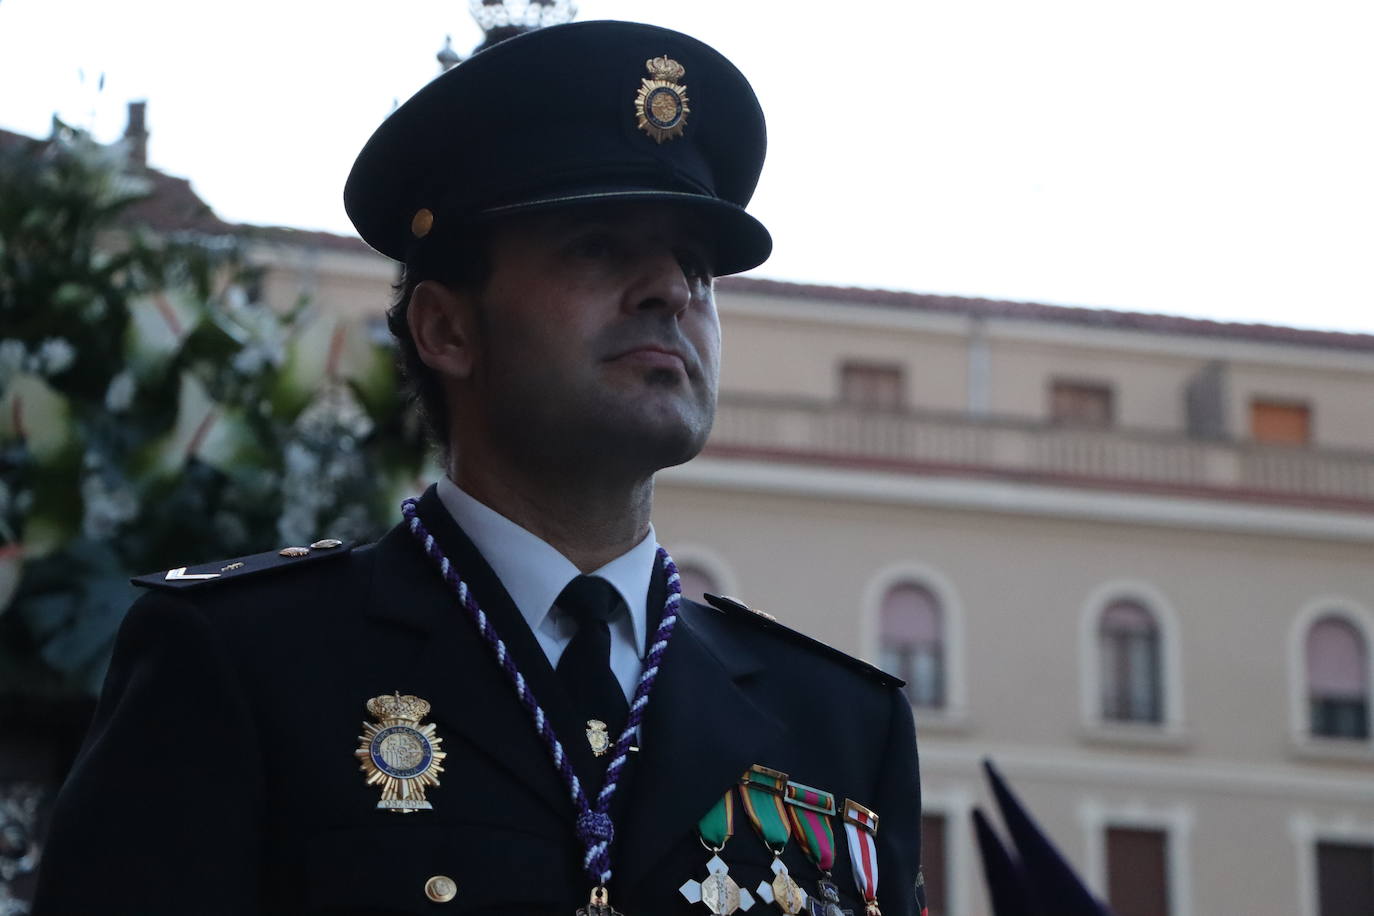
[718,287,1374,374]
[660,456,1374,544]
[918,742,1374,804]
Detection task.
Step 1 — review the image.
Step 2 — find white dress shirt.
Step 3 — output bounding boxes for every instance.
[435,476,657,702]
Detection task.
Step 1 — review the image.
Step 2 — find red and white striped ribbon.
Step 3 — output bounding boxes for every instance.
[843,798,881,907]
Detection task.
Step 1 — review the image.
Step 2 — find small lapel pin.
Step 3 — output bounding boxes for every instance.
[586,719,611,757]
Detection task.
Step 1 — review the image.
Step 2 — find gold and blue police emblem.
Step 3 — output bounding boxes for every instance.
[355,693,446,813]
[634,55,690,144]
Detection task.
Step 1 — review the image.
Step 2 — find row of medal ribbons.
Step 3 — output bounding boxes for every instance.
[679,763,884,916]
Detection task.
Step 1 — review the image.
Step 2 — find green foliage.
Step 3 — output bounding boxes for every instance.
[0,124,428,696]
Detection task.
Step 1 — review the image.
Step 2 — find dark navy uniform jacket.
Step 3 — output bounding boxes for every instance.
[34,487,922,914]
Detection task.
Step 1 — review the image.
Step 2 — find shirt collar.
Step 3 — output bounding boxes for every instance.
[435,476,655,655]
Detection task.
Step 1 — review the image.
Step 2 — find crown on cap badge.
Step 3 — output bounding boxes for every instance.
[634,55,690,144]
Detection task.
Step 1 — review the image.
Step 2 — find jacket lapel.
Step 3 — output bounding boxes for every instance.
[363,487,597,819]
[615,598,785,892]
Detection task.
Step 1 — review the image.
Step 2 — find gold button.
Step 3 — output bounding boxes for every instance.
[310,538,343,549]
[425,875,457,903]
[412,208,435,239]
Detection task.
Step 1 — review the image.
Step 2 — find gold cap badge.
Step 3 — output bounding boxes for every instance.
[355,693,446,813]
[634,55,690,144]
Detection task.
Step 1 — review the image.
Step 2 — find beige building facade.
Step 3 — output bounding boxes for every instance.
[249,235,1374,916]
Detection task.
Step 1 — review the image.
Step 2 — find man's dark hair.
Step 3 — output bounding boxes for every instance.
[386,227,489,463]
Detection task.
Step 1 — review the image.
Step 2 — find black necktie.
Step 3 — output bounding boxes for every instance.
[555,576,630,754]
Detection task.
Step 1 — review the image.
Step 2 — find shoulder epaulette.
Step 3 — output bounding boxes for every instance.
[132,538,354,592]
[701,593,905,689]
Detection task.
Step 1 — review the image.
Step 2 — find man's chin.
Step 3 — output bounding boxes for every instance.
[595,409,713,472]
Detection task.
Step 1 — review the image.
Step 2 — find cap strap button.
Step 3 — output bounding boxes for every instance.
[412,208,435,239]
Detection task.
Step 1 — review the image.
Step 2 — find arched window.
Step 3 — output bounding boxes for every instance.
[676,563,720,603]
[879,583,944,708]
[1099,600,1162,724]
[1307,615,1370,740]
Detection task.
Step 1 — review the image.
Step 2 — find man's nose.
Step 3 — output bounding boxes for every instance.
[624,248,693,318]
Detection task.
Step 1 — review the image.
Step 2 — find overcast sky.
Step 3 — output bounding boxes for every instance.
[3,0,1372,333]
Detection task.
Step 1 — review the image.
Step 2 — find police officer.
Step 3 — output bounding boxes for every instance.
[34,21,922,915]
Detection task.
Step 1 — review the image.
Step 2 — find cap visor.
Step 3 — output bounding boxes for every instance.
[476,188,772,276]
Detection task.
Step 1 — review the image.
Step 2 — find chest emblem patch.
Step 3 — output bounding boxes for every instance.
[356,693,446,812]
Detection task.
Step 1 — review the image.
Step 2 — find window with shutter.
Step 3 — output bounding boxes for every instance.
[879,583,945,709]
[1099,601,1163,724]
[1307,616,1370,740]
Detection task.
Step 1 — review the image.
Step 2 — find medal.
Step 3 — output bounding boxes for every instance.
[739,765,808,914]
[808,877,851,916]
[680,791,756,914]
[355,693,446,812]
[783,780,853,916]
[403,498,686,916]
[575,886,624,916]
[841,799,883,916]
[587,719,611,757]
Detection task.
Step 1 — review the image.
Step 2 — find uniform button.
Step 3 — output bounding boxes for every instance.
[425,875,457,903]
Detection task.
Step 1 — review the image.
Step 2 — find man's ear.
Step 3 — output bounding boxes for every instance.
[408,280,479,380]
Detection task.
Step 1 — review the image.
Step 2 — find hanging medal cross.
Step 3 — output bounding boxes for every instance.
[739,765,808,914]
[758,857,808,914]
[680,790,756,914]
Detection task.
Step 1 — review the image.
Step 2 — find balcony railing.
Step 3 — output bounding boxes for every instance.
[706,395,1374,506]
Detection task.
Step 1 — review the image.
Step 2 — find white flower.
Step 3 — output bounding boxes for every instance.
[81,473,138,540]
[35,338,76,376]
[231,347,266,376]
[296,387,374,441]
[284,441,320,477]
[104,371,136,412]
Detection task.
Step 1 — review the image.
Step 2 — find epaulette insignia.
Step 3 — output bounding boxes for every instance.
[702,594,905,689]
[132,538,354,592]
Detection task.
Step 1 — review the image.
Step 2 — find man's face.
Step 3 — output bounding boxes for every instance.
[460,201,722,477]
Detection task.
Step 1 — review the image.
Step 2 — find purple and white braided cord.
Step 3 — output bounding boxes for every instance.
[401,497,682,887]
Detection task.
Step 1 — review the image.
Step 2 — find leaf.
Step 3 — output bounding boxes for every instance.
[346,339,398,422]
[270,310,339,421]
[196,406,268,473]
[124,289,202,377]
[133,370,217,479]
[0,373,75,461]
